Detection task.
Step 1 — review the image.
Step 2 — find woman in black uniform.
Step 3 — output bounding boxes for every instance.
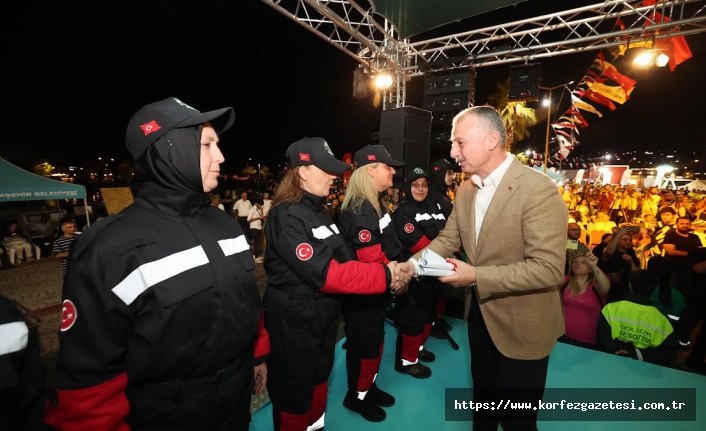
[338,145,417,422]
[393,167,455,375]
[263,137,407,431]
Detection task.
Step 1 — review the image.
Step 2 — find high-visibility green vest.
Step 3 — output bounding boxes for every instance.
[601,300,674,349]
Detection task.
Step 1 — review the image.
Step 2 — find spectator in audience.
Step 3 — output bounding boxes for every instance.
[592,211,617,233]
[247,198,266,263]
[28,213,58,258]
[598,225,639,301]
[691,219,706,246]
[566,222,590,275]
[685,246,706,374]
[2,221,36,265]
[662,216,702,295]
[209,193,225,210]
[52,218,80,278]
[597,269,679,366]
[233,191,253,243]
[646,256,686,327]
[559,252,610,349]
[648,206,677,257]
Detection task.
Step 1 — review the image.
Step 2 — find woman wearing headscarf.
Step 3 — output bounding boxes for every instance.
[48,97,269,431]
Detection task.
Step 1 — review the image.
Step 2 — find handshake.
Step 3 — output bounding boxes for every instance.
[386,260,416,295]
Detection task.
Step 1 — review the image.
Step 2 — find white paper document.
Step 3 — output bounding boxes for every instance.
[417,249,456,277]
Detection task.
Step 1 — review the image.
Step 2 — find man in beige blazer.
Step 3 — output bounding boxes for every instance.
[410,106,567,430]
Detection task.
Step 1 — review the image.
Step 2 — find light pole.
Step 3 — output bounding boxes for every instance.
[539,81,573,174]
[257,163,261,195]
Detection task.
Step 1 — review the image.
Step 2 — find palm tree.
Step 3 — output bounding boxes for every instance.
[487,78,538,153]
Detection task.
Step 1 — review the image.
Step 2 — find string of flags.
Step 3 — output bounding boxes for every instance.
[546,0,693,165]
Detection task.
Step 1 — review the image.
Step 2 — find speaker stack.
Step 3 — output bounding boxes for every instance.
[378,106,432,183]
[422,69,476,162]
[509,63,541,102]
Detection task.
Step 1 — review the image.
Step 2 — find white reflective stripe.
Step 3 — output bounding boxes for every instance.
[415,212,445,222]
[0,321,28,355]
[415,212,432,221]
[112,246,210,305]
[379,213,392,231]
[312,225,333,240]
[330,224,340,234]
[218,235,250,256]
[306,412,325,431]
[667,314,680,321]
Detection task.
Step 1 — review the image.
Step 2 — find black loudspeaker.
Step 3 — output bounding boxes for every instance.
[378,107,432,180]
[509,63,541,102]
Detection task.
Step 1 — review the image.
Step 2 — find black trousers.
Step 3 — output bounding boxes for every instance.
[340,292,388,392]
[468,293,549,431]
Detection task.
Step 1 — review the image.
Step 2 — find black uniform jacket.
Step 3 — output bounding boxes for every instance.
[264,191,390,295]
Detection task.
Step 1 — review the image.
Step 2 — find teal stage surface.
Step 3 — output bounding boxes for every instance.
[250,317,706,431]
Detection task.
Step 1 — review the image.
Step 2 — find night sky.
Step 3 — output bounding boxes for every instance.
[5,1,706,173]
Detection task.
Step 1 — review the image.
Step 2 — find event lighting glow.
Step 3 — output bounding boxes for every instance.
[372,72,394,91]
[632,49,670,68]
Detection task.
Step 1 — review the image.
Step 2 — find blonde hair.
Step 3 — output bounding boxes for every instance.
[566,255,595,295]
[342,164,385,217]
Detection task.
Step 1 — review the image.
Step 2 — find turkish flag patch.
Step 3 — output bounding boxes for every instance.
[140,120,161,136]
[299,153,311,161]
[404,223,414,233]
[296,243,313,261]
[60,299,77,332]
[367,155,377,161]
[358,229,371,243]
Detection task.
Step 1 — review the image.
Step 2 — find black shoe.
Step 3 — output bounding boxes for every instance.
[368,382,395,407]
[343,392,386,422]
[395,362,431,379]
[418,348,436,363]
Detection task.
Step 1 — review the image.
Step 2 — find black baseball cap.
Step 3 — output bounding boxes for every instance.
[126,97,235,160]
[406,167,428,183]
[354,144,404,168]
[430,158,454,174]
[286,137,350,174]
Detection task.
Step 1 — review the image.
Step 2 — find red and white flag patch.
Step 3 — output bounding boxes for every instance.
[299,153,311,161]
[296,243,313,261]
[404,223,414,233]
[60,299,77,332]
[367,155,376,161]
[140,120,161,136]
[358,229,371,243]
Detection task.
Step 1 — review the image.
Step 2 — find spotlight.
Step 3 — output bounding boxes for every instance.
[372,72,394,91]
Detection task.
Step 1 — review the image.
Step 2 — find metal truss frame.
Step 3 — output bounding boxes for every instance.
[260,0,706,108]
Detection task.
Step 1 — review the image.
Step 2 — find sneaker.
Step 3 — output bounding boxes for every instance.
[679,340,691,352]
[368,382,395,407]
[343,392,386,422]
[418,348,436,363]
[254,257,264,264]
[395,362,431,379]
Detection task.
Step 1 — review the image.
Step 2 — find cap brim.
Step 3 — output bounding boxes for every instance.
[318,159,351,175]
[178,107,235,135]
[386,158,405,168]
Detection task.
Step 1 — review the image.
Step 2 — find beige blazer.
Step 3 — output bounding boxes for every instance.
[415,157,567,360]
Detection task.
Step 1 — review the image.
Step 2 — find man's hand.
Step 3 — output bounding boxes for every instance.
[438,258,476,288]
[253,363,267,395]
[392,261,414,295]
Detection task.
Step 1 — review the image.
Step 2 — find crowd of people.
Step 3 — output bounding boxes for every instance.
[3,98,706,431]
